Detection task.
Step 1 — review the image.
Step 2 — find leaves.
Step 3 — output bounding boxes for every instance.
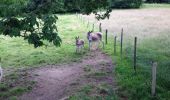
[0,0,113,48]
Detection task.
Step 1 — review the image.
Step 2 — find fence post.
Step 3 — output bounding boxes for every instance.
[120,28,123,58]
[99,23,102,32]
[105,29,108,45]
[152,62,157,96]
[134,37,137,73]
[114,36,117,54]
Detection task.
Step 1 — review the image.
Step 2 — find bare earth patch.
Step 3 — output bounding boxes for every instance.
[19,50,117,100]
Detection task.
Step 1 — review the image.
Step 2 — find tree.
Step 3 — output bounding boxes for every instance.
[145,0,170,3]
[0,0,112,48]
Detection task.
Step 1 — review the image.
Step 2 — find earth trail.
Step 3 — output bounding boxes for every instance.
[20,50,117,100]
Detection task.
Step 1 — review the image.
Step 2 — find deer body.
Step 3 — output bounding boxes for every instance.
[75,36,84,53]
[87,31,104,50]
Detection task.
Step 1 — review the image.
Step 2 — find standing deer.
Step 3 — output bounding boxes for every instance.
[75,36,85,53]
[87,31,104,50]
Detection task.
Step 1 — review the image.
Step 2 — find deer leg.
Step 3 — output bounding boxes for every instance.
[102,41,105,49]
[76,46,78,53]
[78,46,80,53]
[89,41,91,51]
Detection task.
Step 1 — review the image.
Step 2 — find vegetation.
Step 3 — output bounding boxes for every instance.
[69,84,118,100]
[101,5,170,99]
[0,0,112,48]
[0,15,88,68]
[103,32,170,100]
[0,71,36,100]
[142,3,170,8]
[146,0,170,3]
[0,1,169,100]
[0,14,89,99]
[111,0,143,8]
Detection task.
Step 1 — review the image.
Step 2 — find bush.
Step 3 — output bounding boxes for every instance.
[111,0,143,8]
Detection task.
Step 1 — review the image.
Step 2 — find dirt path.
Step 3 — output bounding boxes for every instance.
[19,50,117,100]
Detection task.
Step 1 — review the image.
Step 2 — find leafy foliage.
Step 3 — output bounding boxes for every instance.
[0,0,112,47]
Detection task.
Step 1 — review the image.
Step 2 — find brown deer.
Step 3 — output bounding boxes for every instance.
[87,31,104,50]
[75,36,85,53]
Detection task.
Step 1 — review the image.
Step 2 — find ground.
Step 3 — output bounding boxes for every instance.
[19,50,117,100]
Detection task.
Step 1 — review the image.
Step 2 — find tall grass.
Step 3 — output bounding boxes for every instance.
[103,30,170,99]
[142,3,170,8]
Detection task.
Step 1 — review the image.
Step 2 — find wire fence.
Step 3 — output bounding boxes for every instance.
[76,13,170,98]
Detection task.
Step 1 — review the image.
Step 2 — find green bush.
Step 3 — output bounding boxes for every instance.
[111,0,143,8]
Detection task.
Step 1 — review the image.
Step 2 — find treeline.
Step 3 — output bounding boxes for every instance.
[111,0,143,9]
[145,0,170,3]
[0,0,144,16]
[54,0,144,12]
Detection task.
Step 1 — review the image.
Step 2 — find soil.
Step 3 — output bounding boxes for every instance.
[19,50,117,100]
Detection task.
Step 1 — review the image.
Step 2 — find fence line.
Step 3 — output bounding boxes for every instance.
[77,14,160,97]
[105,29,108,45]
[120,28,123,59]
[134,37,137,73]
[114,36,117,55]
[152,62,157,96]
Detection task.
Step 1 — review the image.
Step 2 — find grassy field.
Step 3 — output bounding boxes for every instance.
[142,3,170,8]
[0,15,91,100]
[0,15,89,70]
[83,3,170,100]
[0,15,118,100]
[0,3,170,100]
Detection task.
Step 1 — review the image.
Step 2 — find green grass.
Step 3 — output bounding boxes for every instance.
[142,3,170,8]
[103,32,170,100]
[0,14,91,99]
[0,70,37,100]
[69,84,118,100]
[0,15,89,69]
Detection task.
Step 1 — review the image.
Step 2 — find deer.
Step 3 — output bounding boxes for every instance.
[87,31,104,50]
[75,36,85,53]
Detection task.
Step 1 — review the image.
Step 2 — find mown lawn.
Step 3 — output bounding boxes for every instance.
[0,14,118,100]
[0,15,91,100]
[0,15,89,69]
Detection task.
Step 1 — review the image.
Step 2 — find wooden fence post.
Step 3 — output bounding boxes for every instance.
[120,28,123,58]
[99,23,102,32]
[152,62,157,96]
[105,29,108,45]
[134,37,137,73]
[114,36,117,54]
